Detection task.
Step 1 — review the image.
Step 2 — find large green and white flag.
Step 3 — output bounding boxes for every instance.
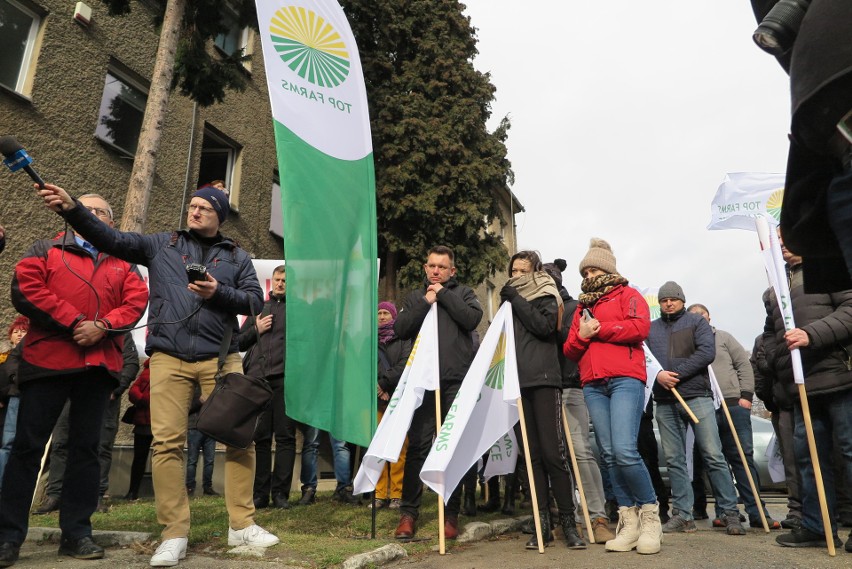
[420,302,521,501]
[256,0,377,446]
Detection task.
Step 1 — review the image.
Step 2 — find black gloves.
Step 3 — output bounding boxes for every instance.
[500,284,519,303]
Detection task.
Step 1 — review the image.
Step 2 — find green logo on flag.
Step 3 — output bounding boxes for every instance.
[484,334,506,390]
[270,7,351,88]
[766,188,784,222]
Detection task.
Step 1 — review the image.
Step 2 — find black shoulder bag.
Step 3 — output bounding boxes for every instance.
[196,307,273,449]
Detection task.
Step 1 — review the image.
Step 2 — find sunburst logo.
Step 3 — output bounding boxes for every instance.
[485,333,506,390]
[270,6,351,88]
[766,188,784,222]
[645,294,660,321]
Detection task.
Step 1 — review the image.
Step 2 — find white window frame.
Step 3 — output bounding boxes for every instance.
[199,127,242,208]
[0,0,42,95]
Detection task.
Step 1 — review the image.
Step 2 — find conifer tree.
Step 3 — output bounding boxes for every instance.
[341,0,514,297]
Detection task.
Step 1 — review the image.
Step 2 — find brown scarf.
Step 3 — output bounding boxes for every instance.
[508,271,564,330]
[578,273,628,306]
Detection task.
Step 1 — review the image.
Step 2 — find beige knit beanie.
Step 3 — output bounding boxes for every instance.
[578,238,617,275]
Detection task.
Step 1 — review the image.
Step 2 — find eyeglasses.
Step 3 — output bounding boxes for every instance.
[84,206,112,219]
[188,203,216,216]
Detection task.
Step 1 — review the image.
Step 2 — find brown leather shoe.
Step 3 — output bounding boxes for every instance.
[395,514,416,540]
[444,516,459,540]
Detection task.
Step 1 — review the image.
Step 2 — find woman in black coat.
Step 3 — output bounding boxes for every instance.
[501,250,585,550]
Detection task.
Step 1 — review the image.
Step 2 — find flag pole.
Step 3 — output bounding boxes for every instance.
[797,384,835,555]
[719,402,769,532]
[516,397,545,553]
[670,388,699,423]
[560,411,594,543]
[435,389,446,555]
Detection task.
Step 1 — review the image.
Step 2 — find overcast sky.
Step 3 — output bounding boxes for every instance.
[462,1,792,348]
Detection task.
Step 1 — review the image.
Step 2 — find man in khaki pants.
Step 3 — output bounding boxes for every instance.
[38,183,279,567]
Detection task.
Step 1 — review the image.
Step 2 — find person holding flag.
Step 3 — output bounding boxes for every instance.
[393,246,482,541]
[762,232,852,551]
[564,238,661,555]
[500,251,585,550]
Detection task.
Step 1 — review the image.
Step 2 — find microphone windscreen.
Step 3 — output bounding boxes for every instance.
[0,136,23,158]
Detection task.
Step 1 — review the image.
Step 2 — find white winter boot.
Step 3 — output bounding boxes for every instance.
[637,501,663,554]
[605,506,640,552]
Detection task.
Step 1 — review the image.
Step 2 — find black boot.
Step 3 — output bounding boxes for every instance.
[559,513,587,549]
[501,474,516,515]
[525,511,553,549]
[479,477,501,512]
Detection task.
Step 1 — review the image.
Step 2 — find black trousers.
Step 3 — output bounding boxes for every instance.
[253,375,296,499]
[515,386,576,514]
[0,371,112,544]
[127,432,153,496]
[401,385,462,519]
[637,414,669,510]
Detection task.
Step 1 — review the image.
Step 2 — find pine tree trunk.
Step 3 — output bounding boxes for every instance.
[119,0,187,232]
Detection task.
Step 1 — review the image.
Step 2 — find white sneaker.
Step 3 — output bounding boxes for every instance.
[150,537,187,567]
[228,524,280,547]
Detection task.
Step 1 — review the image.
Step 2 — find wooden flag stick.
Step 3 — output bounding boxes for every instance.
[32,434,53,511]
[671,388,699,424]
[517,397,545,553]
[718,402,769,532]
[797,384,836,556]
[435,389,446,555]
[561,411,595,543]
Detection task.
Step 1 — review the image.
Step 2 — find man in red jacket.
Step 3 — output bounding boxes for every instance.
[0,194,148,568]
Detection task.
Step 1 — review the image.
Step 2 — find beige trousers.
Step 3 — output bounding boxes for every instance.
[149,351,255,539]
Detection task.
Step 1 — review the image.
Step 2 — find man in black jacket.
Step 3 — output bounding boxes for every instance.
[647,281,745,536]
[392,245,482,541]
[238,265,294,510]
[762,234,852,551]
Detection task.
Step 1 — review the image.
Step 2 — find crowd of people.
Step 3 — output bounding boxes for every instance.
[0,179,848,568]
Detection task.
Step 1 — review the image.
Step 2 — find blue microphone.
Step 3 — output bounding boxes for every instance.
[0,136,45,187]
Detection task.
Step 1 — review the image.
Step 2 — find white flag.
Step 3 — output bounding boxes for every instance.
[755,216,805,384]
[766,433,786,483]
[483,429,519,481]
[642,343,662,409]
[420,302,521,501]
[352,304,440,495]
[707,172,785,231]
[706,366,725,410]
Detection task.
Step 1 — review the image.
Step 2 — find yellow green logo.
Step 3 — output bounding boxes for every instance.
[766,188,784,222]
[484,333,506,390]
[645,294,660,321]
[270,6,350,88]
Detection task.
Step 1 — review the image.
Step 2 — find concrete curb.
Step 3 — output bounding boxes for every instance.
[342,516,531,569]
[27,527,152,546]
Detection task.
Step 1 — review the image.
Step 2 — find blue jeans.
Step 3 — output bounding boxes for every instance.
[299,428,351,490]
[583,377,656,507]
[657,397,738,520]
[185,428,215,489]
[299,426,320,488]
[794,389,852,536]
[0,396,20,493]
[716,404,769,521]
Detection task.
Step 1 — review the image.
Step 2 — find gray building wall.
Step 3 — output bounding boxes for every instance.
[0,0,284,336]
